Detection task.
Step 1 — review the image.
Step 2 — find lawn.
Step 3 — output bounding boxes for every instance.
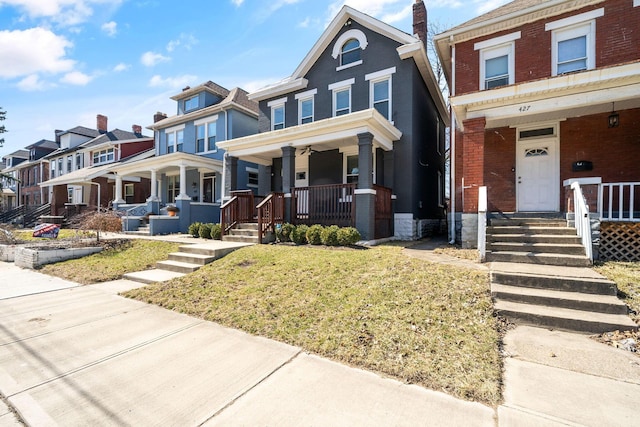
[594,260,640,324]
[124,244,502,405]
[39,239,182,284]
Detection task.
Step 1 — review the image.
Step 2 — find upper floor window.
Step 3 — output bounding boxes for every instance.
[207,122,217,151]
[75,153,83,169]
[546,8,603,76]
[165,125,185,153]
[329,78,355,117]
[57,158,63,175]
[50,160,56,177]
[93,148,114,165]
[475,32,520,90]
[185,96,198,111]
[195,117,218,153]
[67,155,72,172]
[332,29,368,71]
[167,132,175,154]
[366,67,396,121]
[268,97,287,130]
[196,124,205,153]
[295,89,317,125]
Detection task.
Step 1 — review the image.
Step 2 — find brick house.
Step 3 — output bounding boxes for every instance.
[435,0,640,257]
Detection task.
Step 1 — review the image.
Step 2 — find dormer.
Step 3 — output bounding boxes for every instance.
[171,81,231,115]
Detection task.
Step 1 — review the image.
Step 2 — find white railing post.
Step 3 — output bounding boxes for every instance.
[571,182,593,262]
[478,186,487,262]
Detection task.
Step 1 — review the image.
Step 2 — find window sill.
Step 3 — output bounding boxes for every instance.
[336,60,362,72]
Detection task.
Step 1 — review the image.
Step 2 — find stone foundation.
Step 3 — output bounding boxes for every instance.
[394,213,445,240]
[461,213,479,249]
[14,246,103,269]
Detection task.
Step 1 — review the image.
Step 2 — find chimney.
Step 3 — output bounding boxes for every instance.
[153,111,167,123]
[413,0,427,46]
[132,124,142,134]
[97,114,108,132]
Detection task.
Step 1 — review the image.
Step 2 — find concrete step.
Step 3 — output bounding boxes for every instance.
[487,234,581,244]
[487,242,585,255]
[156,260,201,274]
[123,269,186,284]
[490,219,566,227]
[491,283,628,315]
[234,223,259,230]
[487,226,577,236]
[494,300,638,334]
[491,270,617,295]
[123,230,150,236]
[486,251,591,267]
[168,252,216,265]
[227,229,259,237]
[222,235,260,244]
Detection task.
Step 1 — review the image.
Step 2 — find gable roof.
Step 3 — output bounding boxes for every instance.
[56,126,101,139]
[171,81,231,101]
[25,139,59,151]
[80,129,149,149]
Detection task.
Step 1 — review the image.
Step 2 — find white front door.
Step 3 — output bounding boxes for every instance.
[516,138,559,212]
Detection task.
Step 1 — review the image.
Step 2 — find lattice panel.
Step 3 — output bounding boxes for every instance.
[600,222,640,262]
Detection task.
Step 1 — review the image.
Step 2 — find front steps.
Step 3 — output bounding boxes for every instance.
[488,216,637,334]
[222,223,274,244]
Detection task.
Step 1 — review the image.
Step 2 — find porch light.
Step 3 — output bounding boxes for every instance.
[608,102,619,128]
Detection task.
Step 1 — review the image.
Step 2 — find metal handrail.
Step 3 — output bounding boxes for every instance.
[571,182,593,262]
[123,203,148,232]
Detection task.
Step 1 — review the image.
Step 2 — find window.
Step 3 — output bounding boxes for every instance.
[176,130,184,152]
[366,68,395,120]
[295,89,317,125]
[268,98,287,130]
[247,168,259,188]
[167,132,175,154]
[165,125,185,153]
[341,39,361,66]
[167,175,180,203]
[58,158,63,175]
[203,173,216,203]
[475,32,519,90]
[346,155,358,184]
[207,122,217,151]
[51,160,56,178]
[75,153,82,170]
[332,29,368,71]
[194,117,218,153]
[93,148,115,165]
[124,183,134,204]
[437,171,444,208]
[196,124,205,153]
[329,79,355,117]
[67,155,72,172]
[185,96,198,111]
[546,9,602,76]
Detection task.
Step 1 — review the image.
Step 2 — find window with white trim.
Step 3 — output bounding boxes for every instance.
[207,122,217,151]
[546,9,602,76]
[366,67,395,120]
[67,155,72,172]
[196,124,205,153]
[475,32,520,90]
[58,158,63,175]
[50,160,56,178]
[329,79,354,117]
[345,155,359,184]
[93,148,114,165]
[332,29,368,71]
[268,98,287,131]
[246,168,259,188]
[195,116,218,153]
[176,129,184,152]
[75,153,82,170]
[166,132,175,154]
[185,96,198,111]
[165,125,185,154]
[295,89,317,125]
[167,175,179,203]
[341,39,361,66]
[124,183,134,204]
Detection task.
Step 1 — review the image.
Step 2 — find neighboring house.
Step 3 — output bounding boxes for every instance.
[217,1,449,241]
[40,115,154,216]
[17,139,59,207]
[434,0,640,256]
[109,82,259,235]
[0,150,28,211]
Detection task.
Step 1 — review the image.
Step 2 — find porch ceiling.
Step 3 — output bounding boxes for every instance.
[108,152,223,178]
[39,163,113,187]
[451,62,640,130]
[216,108,402,166]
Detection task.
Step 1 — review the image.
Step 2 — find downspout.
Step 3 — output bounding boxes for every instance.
[449,37,457,244]
[220,109,229,201]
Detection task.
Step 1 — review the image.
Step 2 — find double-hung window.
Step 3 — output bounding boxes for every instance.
[365,67,395,121]
[167,175,179,203]
[207,122,217,151]
[184,96,198,112]
[165,125,185,154]
[166,132,175,154]
[546,8,603,76]
[268,98,287,130]
[295,89,317,125]
[329,78,355,117]
[92,148,114,165]
[67,155,72,172]
[195,116,218,153]
[332,29,368,71]
[475,32,520,90]
[75,153,82,170]
[196,124,205,153]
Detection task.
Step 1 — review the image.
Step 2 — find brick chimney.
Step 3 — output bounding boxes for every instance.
[96,114,108,132]
[413,0,427,46]
[153,111,167,123]
[132,124,142,134]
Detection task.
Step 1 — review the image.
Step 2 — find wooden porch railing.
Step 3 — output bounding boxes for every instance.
[257,192,285,243]
[220,190,255,235]
[292,184,356,227]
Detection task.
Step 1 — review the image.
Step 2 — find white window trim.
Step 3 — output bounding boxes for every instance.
[366,67,396,123]
[474,31,521,51]
[165,123,185,134]
[339,148,377,185]
[328,78,355,91]
[165,125,185,153]
[365,66,396,82]
[544,8,604,31]
[330,78,355,117]
[295,88,317,125]
[336,60,363,72]
[194,116,219,153]
[479,42,515,90]
[635,0,640,7]
[268,97,287,131]
[331,29,368,59]
[550,21,595,76]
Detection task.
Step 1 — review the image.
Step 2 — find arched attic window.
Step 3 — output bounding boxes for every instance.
[332,29,368,70]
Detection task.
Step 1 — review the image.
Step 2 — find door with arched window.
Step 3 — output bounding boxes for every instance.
[516,126,559,212]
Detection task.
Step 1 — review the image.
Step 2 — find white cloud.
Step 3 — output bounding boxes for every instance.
[231,0,244,6]
[101,21,117,37]
[1,0,124,27]
[473,0,510,15]
[0,28,75,78]
[148,74,197,89]
[16,74,47,91]
[60,70,92,85]
[166,33,198,52]
[140,51,170,67]
[326,0,413,26]
[113,62,129,72]
[254,0,301,23]
[298,17,310,28]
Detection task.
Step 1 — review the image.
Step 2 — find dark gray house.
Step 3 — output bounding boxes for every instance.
[218,1,449,241]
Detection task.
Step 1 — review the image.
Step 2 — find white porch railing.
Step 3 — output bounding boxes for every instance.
[598,182,640,222]
[571,182,593,262]
[478,186,487,262]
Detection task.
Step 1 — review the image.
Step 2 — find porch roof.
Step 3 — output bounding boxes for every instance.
[40,163,114,187]
[451,62,640,130]
[216,108,402,166]
[108,151,224,178]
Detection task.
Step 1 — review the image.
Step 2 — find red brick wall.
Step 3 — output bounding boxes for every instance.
[120,139,154,158]
[454,0,639,96]
[461,117,486,213]
[484,127,517,213]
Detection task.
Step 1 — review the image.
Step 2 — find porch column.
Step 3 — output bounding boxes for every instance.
[176,164,190,200]
[461,117,486,248]
[356,132,375,240]
[147,169,159,202]
[282,146,296,223]
[113,174,125,205]
[222,154,238,201]
[258,164,271,196]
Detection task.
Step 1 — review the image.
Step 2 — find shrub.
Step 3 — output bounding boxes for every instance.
[321,225,340,246]
[210,223,222,240]
[277,223,295,242]
[199,223,212,239]
[78,211,123,242]
[337,227,361,246]
[188,222,202,238]
[306,224,324,245]
[291,224,309,245]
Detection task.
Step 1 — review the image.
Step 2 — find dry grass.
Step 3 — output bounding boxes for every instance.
[124,244,502,405]
[594,260,640,324]
[433,245,479,262]
[39,239,182,284]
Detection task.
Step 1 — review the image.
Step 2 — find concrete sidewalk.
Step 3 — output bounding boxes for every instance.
[0,262,494,426]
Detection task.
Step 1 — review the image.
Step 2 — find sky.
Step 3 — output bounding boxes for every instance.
[0,0,509,157]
